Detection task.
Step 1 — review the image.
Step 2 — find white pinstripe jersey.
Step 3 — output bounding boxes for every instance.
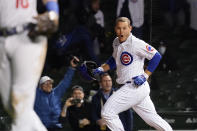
[0,0,37,28]
[112,33,157,84]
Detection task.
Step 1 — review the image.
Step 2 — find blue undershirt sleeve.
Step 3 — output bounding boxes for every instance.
[106,56,116,70]
[147,52,162,72]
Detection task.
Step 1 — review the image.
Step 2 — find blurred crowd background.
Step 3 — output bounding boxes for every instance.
[0,0,197,130]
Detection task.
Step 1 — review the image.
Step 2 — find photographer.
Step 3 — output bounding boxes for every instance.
[60,85,95,131]
[34,56,79,131]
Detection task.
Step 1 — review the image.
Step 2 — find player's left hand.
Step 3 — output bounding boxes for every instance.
[132,74,146,86]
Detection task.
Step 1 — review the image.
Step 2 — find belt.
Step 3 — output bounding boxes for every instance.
[117,81,131,88]
[0,23,33,37]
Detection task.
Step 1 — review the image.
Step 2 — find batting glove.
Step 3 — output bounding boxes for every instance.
[92,67,104,76]
[132,73,148,86]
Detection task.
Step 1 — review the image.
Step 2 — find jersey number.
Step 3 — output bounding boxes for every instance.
[16,0,29,8]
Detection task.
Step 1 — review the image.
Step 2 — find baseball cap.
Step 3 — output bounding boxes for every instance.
[39,76,54,85]
[72,85,84,92]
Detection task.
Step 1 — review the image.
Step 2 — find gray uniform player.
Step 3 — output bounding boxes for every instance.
[0,0,59,130]
[93,17,173,131]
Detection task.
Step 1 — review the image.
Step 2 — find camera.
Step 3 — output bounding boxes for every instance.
[71,98,83,105]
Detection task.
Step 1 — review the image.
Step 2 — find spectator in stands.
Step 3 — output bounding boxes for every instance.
[91,73,133,131]
[60,85,95,131]
[91,0,104,28]
[90,0,105,56]
[34,56,79,131]
[117,0,144,39]
[187,0,197,31]
[53,0,102,65]
[161,0,190,33]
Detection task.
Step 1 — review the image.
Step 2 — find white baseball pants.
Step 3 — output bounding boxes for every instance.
[101,82,173,131]
[0,31,47,131]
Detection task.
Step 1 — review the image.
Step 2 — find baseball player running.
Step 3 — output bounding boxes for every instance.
[0,0,59,131]
[93,17,173,131]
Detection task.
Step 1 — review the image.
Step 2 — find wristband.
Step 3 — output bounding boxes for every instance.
[143,73,149,79]
[48,11,58,21]
[98,67,104,72]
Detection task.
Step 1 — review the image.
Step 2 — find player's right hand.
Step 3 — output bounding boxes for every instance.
[92,67,104,76]
[28,11,59,39]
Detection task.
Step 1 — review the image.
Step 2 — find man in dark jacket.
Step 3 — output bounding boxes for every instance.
[91,73,133,131]
[34,56,79,131]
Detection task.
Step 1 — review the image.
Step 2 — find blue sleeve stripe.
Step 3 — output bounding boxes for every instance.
[106,56,116,70]
[46,1,59,14]
[147,52,162,72]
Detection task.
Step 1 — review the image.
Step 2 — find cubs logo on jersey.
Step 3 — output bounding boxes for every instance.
[120,52,133,66]
[146,45,154,52]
